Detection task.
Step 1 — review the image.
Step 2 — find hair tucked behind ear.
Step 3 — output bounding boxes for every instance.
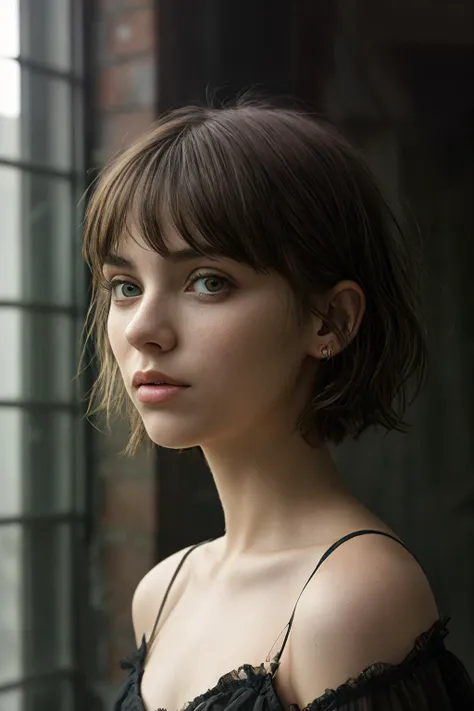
[81,98,427,455]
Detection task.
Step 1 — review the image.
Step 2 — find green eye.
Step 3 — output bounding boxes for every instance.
[111,281,142,299]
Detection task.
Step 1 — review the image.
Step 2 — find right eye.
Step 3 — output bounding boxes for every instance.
[110,280,142,301]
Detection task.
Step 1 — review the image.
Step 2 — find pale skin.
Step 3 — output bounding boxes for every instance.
[104,227,439,711]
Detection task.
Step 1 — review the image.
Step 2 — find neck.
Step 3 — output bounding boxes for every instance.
[201,425,352,560]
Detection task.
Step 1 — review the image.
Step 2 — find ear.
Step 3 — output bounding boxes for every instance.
[308,280,366,360]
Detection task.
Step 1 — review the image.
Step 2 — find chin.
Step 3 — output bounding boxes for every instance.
[141,413,206,450]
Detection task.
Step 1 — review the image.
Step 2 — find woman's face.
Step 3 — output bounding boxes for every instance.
[104,228,320,450]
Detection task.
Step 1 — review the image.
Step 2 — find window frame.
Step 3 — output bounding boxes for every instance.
[0,1,93,708]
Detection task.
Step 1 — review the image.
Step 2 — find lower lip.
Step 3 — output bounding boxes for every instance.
[136,384,187,404]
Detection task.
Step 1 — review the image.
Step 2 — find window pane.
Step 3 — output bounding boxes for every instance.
[0,166,21,299]
[0,690,22,711]
[0,526,22,686]
[74,86,84,174]
[23,410,75,514]
[0,0,71,71]
[0,407,76,516]
[0,58,20,118]
[0,61,72,170]
[0,308,75,403]
[0,309,21,401]
[0,167,73,305]
[0,1,19,58]
[0,409,22,516]
[23,524,73,675]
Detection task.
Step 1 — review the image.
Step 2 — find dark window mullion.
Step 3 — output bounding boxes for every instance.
[0,157,76,180]
[0,668,76,693]
[23,519,78,711]
[0,513,84,527]
[0,401,81,412]
[13,55,82,84]
[0,4,84,711]
[0,301,82,317]
[20,54,75,705]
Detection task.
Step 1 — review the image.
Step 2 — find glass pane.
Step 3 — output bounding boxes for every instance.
[0,1,19,58]
[0,409,22,516]
[74,87,84,174]
[0,308,75,403]
[0,0,71,71]
[0,166,21,299]
[0,407,75,516]
[0,309,21,400]
[23,524,73,675]
[0,167,73,305]
[0,690,22,711]
[23,410,74,514]
[72,0,83,75]
[0,526,22,686]
[0,60,72,170]
[0,58,20,118]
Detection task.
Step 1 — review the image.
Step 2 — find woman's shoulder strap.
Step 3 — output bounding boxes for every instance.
[267,529,420,667]
[148,538,214,648]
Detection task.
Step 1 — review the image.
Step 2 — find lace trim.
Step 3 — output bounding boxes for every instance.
[178,616,450,711]
[178,663,276,711]
[305,616,451,711]
[119,617,450,711]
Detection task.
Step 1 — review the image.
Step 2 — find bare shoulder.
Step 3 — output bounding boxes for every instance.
[131,542,203,646]
[288,531,439,706]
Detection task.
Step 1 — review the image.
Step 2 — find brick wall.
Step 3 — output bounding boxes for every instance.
[91,0,158,703]
[96,0,156,160]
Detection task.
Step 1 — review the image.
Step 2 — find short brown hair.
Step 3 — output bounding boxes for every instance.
[82,99,427,456]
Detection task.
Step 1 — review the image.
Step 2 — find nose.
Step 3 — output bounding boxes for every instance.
[124,296,177,352]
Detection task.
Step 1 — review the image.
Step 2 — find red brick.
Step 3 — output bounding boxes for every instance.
[104,537,155,641]
[104,537,156,678]
[102,474,157,533]
[100,58,155,110]
[106,109,155,151]
[109,9,155,56]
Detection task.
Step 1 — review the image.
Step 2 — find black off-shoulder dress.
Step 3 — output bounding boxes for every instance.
[114,530,474,711]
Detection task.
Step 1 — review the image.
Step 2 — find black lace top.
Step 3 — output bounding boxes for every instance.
[114,530,474,711]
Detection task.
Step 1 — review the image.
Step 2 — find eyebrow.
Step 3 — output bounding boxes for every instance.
[103,254,132,268]
[103,247,223,268]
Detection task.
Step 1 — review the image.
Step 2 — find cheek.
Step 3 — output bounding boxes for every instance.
[106,309,126,363]
[196,300,302,389]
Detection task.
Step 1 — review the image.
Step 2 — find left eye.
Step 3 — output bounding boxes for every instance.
[111,281,142,300]
[190,274,231,296]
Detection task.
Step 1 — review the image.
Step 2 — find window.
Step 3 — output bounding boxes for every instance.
[0,1,86,709]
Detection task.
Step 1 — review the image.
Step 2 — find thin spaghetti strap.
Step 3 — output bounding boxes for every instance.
[266,529,421,672]
[147,538,214,649]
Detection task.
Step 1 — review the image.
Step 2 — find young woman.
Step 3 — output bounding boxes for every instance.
[82,101,474,711]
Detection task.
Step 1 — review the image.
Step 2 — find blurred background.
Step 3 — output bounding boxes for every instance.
[0,0,473,709]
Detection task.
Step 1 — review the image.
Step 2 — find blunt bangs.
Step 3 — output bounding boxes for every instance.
[83,107,301,287]
[81,100,427,456]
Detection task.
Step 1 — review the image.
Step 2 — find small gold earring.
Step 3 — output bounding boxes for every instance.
[321,344,333,362]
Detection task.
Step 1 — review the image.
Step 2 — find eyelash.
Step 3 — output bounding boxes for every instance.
[103,272,233,300]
